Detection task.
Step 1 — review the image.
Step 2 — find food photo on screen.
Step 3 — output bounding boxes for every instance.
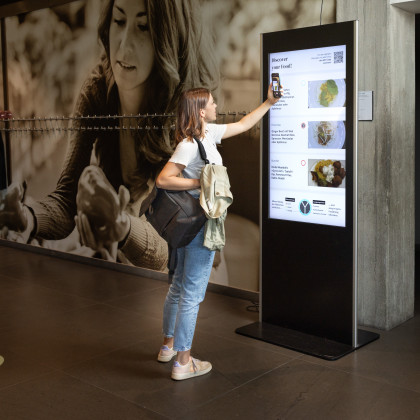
[308,121,346,149]
[308,79,346,108]
[308,159,346,188]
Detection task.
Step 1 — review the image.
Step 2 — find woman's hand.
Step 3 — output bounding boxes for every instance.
[0,182,34,243]
[75,166,131,260]
[267,82,283,105]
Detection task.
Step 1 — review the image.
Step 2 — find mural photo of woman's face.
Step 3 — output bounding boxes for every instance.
[109,0,154,94]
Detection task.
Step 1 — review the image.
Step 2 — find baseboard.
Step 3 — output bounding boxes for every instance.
[0,238,166,281]
[206,282,259,302]
[0,239,259,302]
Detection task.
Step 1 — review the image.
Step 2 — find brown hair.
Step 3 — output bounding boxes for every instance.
[175,88,210,143]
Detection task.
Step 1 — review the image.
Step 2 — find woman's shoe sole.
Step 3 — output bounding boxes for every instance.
[171,364,212,380]
[157,352,177,362]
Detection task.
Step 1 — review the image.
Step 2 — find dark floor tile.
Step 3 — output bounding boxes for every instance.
[197,293,259,333]
[47,303,159,338]
[0,271,31,291]
[183,359,420,420]
[0,244,42,268]
[0,283,95,331]
[301,319,420,393]
[191,330,293,386]
[197,294,303,359]
[64,335,236,418]
[105,286,168,319]
[221,329,305,359]
[0,305,162,370]
[0,349,54,390]
[0,244,419,420]
[0,371,167,420]
[197,290,252,319]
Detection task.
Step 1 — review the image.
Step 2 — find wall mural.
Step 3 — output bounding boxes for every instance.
[0,0,335,291]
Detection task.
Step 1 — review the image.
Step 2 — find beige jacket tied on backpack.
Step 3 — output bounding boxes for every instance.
[199,164,233,251]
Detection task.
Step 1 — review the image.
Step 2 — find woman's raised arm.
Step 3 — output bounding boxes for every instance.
[222,82,282,139]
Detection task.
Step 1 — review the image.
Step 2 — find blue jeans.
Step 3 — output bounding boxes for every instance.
[162,225,215,351]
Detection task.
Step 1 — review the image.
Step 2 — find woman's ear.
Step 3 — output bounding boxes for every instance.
[199,108,205,119]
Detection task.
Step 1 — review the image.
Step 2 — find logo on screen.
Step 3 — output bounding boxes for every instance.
[299,200,311,215]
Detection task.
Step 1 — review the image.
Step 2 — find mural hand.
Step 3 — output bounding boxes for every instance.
[76,166,131,256]
[0,223,32,244]
[75,211,118,261]
[96,242,118,262]
[75,211,98,249]
[0,182,28,232]
[113,185,130,243]
[0,226,8,239]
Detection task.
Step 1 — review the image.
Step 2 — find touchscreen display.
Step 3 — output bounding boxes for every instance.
[269,45,346,227]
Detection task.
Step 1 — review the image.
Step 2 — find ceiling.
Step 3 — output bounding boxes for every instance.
[390,0,420,13]
[1,0,419,20]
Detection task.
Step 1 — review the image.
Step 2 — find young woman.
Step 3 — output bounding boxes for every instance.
[0,0,219,270]
[156,83,282,380]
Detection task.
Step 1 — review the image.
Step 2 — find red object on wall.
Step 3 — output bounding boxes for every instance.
[0,111,12,120]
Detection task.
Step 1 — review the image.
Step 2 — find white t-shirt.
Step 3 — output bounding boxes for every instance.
[169,124,227,182]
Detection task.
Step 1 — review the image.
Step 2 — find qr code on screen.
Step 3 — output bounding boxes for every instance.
[334,51,344,64]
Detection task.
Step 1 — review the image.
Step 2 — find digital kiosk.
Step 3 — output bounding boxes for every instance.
[236,21,379,360]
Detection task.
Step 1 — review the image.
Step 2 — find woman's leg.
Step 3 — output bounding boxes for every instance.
[172,227,215,360]
[162,246,185,344]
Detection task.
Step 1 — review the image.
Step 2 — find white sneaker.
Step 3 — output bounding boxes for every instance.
[171,357,212,381]
[157,345,177,362]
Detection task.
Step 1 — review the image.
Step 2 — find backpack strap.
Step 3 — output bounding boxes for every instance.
[193,137,210,164]
[167,244,177,284]
[138,185,158,216]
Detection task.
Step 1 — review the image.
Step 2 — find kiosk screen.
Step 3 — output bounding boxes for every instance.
[268,45,346,227]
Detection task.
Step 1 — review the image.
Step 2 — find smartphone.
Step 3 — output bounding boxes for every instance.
[271,73,281,98]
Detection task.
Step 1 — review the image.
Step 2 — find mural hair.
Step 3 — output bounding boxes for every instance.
[96,0,220,197]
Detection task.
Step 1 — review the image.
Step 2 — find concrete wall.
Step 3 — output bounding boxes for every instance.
[337,0,415,329]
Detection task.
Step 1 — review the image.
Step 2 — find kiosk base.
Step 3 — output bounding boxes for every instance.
[235,322,379,361]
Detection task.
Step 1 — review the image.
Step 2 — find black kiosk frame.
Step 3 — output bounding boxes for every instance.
[236,21,379,360]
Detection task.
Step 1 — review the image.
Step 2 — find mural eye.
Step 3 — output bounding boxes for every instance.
[113,18,125,26]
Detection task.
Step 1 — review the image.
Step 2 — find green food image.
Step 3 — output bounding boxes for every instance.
[319,80,338,107]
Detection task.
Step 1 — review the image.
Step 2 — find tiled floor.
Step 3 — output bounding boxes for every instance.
[0,244,419,420]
